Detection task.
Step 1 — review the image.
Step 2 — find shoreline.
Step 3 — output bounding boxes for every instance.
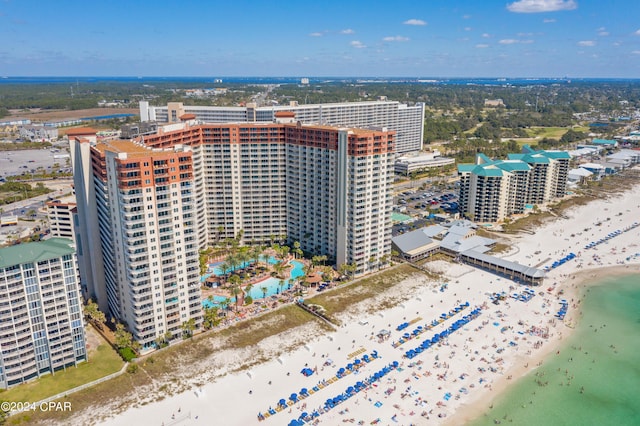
[28,179,640,426]
[447,264,640,425]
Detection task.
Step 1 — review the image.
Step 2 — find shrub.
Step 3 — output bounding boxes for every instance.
[118,347,137,362]
[126,363,139,374]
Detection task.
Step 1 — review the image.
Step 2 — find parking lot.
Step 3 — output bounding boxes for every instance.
[392,187,460,236]
[0,148,71,180]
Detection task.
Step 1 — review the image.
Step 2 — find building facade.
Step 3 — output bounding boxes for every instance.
[458,148,570,223]
[72,120,394,348]
[46,201,77,240]
[74,139,203,349]
[0,238,86,388]
[19,125,58,142]
[140,100,424,154]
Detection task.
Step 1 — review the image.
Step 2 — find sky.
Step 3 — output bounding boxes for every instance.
[1,0,640,78]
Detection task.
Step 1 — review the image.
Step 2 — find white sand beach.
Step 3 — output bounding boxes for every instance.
[88,182,640,426]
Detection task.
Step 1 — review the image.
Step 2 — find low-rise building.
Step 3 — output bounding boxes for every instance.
[394,150,455,175]
[19,125,59,142]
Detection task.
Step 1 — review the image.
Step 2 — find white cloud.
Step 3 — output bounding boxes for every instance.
[464,27,472,31]
[635,29,640,35]
[309,32,323,37]
[597,27,609,36]
[403,19,427,26]
[476,44,490,48]
[350,40,366,49]
[463,14,472,19]
[578,40,595,46]
[340,29,355,35]
[482,33,491,38]
[507,0,577,13]
[520,39,534,44]
[543,18,556,23]
[499,39,519,44]
[632,50,640,55]
[382,35,409,42]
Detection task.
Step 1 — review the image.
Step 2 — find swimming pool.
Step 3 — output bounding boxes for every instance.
[202,260,304,308]
[208,255,280,276]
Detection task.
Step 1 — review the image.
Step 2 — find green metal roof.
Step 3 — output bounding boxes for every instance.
[495,160,531,172]
[474,165,505,177]
[542,150,571,159]
[592,138,616,145]
[457,164,476,172]
[476,153,492,164]
[0,238,75,269]
[507,153,525,161]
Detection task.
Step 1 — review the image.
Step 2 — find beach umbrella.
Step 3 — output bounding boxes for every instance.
[288,420,300,426]
[300,412,308,419]
[354,359,361,365]
[301,388,308,395]
[290,393,297,402]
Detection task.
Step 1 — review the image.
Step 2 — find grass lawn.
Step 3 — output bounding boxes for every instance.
[0,339,123,404]
[525,126,569,139]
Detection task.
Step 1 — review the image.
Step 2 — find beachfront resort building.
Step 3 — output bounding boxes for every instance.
[0,238,86,388]
[71,118,394,348]
[139,100,424,154]
[71,137,203,349]
[458,146,570,223]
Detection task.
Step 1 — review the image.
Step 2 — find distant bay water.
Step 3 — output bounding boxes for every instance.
[471,273,640,426]
[2,76,640,86]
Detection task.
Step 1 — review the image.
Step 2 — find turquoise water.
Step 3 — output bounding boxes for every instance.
[202,260,305,308]
[471,274,640,426]
[210,255,280,276]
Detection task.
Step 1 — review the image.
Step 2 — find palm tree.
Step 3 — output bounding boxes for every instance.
[216,225,225,243]
[251,245,263,267]
[219,297,231,313]
[288,278,295,290]
[278,279,285,294]
[272,261,285,278]
[227,254,240,276]
[230,284,242,311]
[244,283,254,301]
[181,318,196,339]
[261,286,268,300]
[236,250,251,276]
[218,260,232,285]
[293,241,302,259]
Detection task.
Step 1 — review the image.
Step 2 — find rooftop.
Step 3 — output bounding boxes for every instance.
[0,238,75,269]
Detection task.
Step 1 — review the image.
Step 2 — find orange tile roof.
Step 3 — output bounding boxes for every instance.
[275,111,296,117]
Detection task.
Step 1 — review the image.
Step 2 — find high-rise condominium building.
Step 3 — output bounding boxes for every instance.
[0,238,86,388]
[71,138,202,349]
[139,100,424,154]
[72,119,393,348]
[458,148,570,223]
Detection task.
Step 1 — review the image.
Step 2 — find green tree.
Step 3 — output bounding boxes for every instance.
[202,306,221,330]
[83,298,106,329]
[181,318,196,339]
[230,284,242,311]
[114,323,133,350]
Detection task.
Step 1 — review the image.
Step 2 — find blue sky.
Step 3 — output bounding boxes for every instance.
[1,0,640,77]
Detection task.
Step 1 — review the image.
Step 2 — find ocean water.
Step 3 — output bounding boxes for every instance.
[471,274,640,426]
